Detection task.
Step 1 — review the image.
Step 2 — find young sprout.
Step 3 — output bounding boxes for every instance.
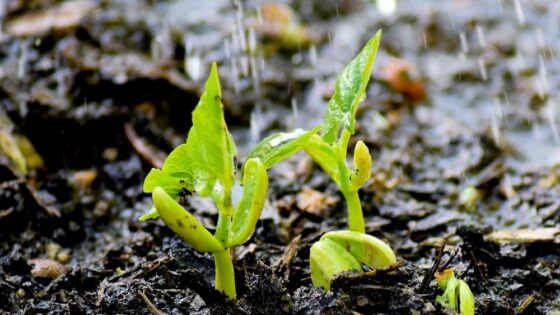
[248,31,382,233]
[459,185,480,213]
[435,268,475,315]
[304,31,381,233]
[140,63,268,300]
[310,230,396,290]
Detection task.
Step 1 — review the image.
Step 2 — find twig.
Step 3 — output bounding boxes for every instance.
[439,247,460,271]
[346,260,405,283]
[418,239,446,293]
[139,290,166,315]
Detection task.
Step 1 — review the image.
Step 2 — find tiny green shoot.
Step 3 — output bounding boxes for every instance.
[435,268,475,315]
[309,230,396,290]
[248,31,382,233]
[459,185,480,213]
[304,30,381,233]
[141,63,268,300]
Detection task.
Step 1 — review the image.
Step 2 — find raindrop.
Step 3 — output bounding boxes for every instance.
[17,41,29,79]
[538,54,548,92]
[231,58,240,93]
[513,0,525,25]
[422,32,428,49]
[459,32,469,53]
[476,25,486,48]
[309,45,317,67]
[477,58,487,80]
[184,37,204,81]
[545,100,559,145]
[234,0,247,52]
[224,38,231,59]
[248,27,257,54]
[256,6,263,25]
[377,0,397,16]
[0,0,5,39]
[491,111,500,145]
[250,109,261,144]
[240,55,249,76]
[291,97,299,120]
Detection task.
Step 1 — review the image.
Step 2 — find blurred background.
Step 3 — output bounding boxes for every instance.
[0,0,559,313]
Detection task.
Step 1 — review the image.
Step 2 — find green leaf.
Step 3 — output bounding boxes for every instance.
[143,168,188,199]
[310,238,362,290]
[321,30,382,144]
[303,134,341,184]
[247,126,321,169]
[438,277,459,310]
[142,144,193,221]
[152,186,223,253]
[161,144,193,185]
[321,230,396,269]
[229,158,268,246]
[458,280,475,315]
[139,206,159,221]
[186,63,236,202]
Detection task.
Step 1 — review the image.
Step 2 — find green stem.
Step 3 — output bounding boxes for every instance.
[213,249,236,299]
[215,195,233,246]
[215,213,231,246]
[213,194,236,299]
[337,156,365,233]
[342,188,365,233]
[338,130,352,160]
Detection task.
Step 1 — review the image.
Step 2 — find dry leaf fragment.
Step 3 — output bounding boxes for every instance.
[296,187,338,215]
[30,258,67,279]
[6,1,97,37]
[485,228,560,244]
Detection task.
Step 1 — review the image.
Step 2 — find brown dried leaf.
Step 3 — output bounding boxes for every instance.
[381,59,427,103]
[296,187,338,215]
[485,228,560,244]
[6,1,96,37]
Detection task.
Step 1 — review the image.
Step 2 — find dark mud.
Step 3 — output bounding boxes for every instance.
[1,0,559,314]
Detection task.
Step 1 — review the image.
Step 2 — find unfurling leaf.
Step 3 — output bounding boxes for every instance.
[435,269,475,315]
[152,187,223,253]
[248,127,320,169]
[350,140,372,189]
[229,158,268,246]
[310,238,362,290]
[322,31,382,144]
[138,206,159,221]
[304,134,341,184]
[142,144,193,219]
[186,63,236,204]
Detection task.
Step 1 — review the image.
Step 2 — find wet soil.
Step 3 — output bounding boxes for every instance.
[1,0,559,314]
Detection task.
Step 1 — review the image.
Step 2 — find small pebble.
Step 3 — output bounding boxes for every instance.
[16,289,25,298]
[30,258,67,279]
[56,249,71,264]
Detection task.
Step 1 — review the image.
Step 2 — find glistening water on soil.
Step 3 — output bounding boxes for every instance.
[0,0,559,314]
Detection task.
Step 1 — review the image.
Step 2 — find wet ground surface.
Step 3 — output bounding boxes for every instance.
[0,0,559,314]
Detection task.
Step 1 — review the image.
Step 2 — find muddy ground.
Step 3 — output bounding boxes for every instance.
[1,0,559,314]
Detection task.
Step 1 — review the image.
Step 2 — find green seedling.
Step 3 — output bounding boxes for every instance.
[459,185,480,213]
[140,63,268,300]
[435,268,475,315]
[309,230,396,290]
[248,31,382,233]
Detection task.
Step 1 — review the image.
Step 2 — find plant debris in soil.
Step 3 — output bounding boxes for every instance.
[1,0,559,314]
